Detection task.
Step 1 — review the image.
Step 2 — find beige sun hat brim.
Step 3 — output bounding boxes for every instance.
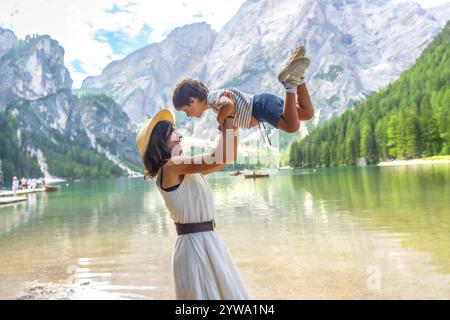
[136,108,175,162]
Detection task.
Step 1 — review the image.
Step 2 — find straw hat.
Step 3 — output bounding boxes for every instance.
[136,108,175,162]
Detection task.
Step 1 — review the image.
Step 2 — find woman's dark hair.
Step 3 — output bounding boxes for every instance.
[172,78,208,110]
[143,120,174,180]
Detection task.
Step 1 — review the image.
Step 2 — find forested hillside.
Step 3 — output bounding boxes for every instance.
[289,21,450,168]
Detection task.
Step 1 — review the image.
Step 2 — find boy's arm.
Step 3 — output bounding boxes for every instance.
[216,96,236,125]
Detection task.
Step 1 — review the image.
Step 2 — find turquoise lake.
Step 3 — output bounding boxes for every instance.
[0,164,449,299]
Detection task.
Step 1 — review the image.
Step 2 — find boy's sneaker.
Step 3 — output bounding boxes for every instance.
[289,45,306,61]
[277,45,306,82]
[278,56,310,85]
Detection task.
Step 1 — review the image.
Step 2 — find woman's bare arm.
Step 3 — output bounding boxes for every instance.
[201,121,239,175]
[167,117,238,176]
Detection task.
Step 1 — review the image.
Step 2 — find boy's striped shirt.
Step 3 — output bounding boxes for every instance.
[207,88,253,128]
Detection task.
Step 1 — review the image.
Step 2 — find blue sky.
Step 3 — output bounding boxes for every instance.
[0,0,448,88]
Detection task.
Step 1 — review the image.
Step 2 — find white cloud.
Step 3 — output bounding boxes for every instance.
[0,0,245,88]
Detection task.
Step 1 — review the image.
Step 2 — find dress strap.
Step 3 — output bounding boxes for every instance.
[159,164,181,192]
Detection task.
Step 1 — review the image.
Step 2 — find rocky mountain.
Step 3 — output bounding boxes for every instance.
[0,28,17,60]
[81,22,217,124]
[0,29,140,180]
[204,0,442,119]
[0,34,72,111]
[77,94,140,173]
[81,0,449,141]
[429,2,450,26]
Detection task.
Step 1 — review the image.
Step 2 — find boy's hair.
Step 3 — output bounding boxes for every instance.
[172,79,209,110]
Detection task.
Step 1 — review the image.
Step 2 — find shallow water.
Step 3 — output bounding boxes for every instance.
[0,164,449,299]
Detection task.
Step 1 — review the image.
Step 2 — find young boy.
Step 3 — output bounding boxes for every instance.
[172,46,315,138]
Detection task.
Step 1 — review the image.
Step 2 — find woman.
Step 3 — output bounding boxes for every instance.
[12,176,19,195]
[136,109,252,300]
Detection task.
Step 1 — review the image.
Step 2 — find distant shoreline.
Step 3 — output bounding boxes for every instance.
[377,157,450,167]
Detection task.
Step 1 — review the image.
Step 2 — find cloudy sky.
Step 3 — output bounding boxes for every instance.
[0,0,448,88]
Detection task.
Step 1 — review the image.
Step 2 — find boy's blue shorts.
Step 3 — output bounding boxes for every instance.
[251,93,284,128]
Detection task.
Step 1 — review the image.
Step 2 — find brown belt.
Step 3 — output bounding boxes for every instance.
[175,220,216,235]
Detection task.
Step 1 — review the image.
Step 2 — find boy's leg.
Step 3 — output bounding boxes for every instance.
[277,93,300,133]
[276,57,310,133]
[248,116,259,128]
[272,45,311,133]
[296,83,314,121]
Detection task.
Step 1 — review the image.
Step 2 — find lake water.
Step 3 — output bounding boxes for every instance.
[0,164,449,299]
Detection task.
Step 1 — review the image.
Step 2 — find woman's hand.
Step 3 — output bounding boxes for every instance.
[218,116,235,133]
[223,117,236,130]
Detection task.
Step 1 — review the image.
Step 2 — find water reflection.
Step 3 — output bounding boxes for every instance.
[289,165,450,274]
[206,166,450,298]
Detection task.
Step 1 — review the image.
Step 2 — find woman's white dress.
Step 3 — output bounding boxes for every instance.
[156,170,253,300]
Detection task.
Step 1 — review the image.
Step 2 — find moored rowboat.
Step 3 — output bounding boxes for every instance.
[244,172,270,179]
[45,185,61,192]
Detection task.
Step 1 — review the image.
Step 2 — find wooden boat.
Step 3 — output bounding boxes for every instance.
[244,171,270,179]
[45,185,61,192]
[229,171,242,176]
[0,196,27,205]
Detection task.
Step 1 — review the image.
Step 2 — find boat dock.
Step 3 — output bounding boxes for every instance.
[0,188,47,197]
[0,185,61,197]
[0,196,27,204]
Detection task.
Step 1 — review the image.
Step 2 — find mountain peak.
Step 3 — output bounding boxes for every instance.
[0,27,18,60]
[81,21,217,123]
[168,21,215,37]
[0,33,72,111]
[428,3,450,27]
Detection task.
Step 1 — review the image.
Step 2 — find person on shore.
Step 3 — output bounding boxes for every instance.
[20,177,27,190]
[31,179,37,190]
[12,176,19,195]
[136,109,252,299]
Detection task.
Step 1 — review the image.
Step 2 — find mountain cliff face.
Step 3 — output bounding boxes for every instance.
[429,2,450,27]
[205,0,442,119]
[81,22,217,124]
[0,28,17,59]
[0,34,72,111]
[0,31,140,179]
[77,94,140,172]
[81,0,447,132]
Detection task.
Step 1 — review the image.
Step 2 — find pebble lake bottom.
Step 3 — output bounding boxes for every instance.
[0,164,449,299]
